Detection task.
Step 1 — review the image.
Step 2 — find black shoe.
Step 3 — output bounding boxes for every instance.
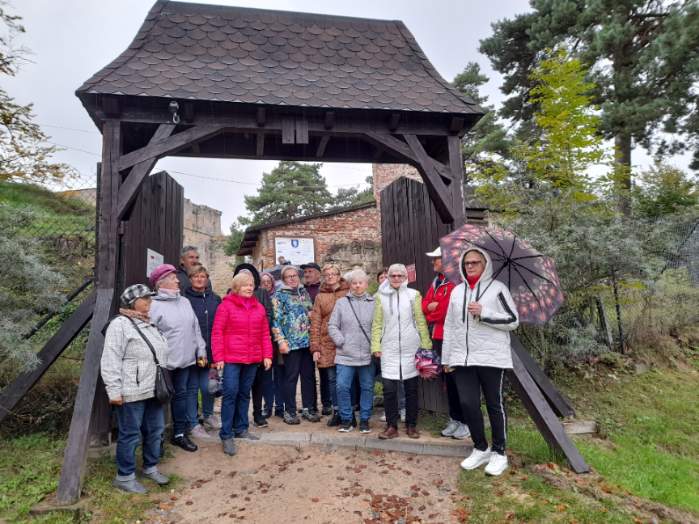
[338,421,354,433]
[321,406,333,416]
[359,420,371,434]
[171,435,198,452]
[326,411,341,427]
[283,412,301,425]
[275,410,284,419]
[351,414,357,428]
[253,416,269,428]
[302,408,321,422]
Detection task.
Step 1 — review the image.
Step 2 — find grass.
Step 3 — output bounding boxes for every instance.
[0,433,177,523]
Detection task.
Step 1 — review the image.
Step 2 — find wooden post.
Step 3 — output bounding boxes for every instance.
[446,136,465,228]
[57,120,122,505]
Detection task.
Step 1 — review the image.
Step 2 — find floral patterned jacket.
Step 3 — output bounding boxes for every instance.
[271,285,313,351]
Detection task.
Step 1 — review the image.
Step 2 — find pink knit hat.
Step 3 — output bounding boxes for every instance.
[149,263,177,287]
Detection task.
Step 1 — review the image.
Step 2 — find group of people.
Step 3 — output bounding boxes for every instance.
[100,243,519,494]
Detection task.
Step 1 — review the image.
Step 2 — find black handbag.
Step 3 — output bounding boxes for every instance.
[125,316,174,404]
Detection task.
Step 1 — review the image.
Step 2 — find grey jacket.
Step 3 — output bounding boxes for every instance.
[150,290,207,370]
[100,316,168,403]
[327,293,375,366]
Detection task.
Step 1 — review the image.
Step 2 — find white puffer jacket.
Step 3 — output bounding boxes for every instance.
[371,280,432,380]
[442,247,519,369]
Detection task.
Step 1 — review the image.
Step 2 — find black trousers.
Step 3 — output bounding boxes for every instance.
[433,339,464,423]
[251,364,273,418]
[453,365,507,455]
[318,367,331,409]
[382,376,418,427]
[282,348,316,415]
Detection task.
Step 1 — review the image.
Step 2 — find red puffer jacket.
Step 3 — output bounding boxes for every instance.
[211,293,273,364]
[421,274,455,340]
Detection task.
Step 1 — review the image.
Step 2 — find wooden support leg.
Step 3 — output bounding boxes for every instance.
[508,351,590,473]
[511,335,575,418]
[0,291,96,424]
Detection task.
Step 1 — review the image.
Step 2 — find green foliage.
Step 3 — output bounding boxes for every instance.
[224,219,245,257]
[633,164,698,219]
[240,161,333,226]
[331,176,374,209]
[0,2,74,184]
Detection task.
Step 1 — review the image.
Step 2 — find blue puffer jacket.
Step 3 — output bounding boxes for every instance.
[184,287,222,362]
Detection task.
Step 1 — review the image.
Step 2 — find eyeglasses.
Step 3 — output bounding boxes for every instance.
[463,260,483,266]
[389,274,405,279]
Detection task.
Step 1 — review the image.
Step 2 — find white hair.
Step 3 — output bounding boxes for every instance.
[344,269,369,284]
[387,263,407,277]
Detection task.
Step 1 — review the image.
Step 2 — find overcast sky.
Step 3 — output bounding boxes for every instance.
[5,1,689,232]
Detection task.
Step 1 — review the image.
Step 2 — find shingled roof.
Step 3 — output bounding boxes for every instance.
[77,1,479,115]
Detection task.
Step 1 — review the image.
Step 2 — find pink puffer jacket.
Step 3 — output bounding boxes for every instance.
[211,294,273,364]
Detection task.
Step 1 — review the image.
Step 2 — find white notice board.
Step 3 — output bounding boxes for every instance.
[274,237,315,265]
[146,248,164,278]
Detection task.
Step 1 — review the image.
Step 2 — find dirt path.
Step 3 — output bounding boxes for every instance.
[147,440,465,523]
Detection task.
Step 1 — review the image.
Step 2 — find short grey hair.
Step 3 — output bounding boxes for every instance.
[181,245,199,256]
[281,265,301,280]
[344,269,369,284]
[387,263,408,277]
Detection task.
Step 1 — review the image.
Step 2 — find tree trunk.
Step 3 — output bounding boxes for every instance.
[614,132,632,216]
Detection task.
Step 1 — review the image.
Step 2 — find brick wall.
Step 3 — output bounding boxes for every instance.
[372,163,422,209]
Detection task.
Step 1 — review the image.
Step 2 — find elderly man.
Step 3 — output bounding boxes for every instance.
[301,262,322,303]
[177,246,203,293]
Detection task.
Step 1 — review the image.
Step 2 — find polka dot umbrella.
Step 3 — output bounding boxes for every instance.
[439,223,564,324]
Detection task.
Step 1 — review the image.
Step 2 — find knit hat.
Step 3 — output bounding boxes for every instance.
[120,284,155,307]
[148,263,177,287]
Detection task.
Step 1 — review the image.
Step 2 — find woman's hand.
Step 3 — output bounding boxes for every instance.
[373,352,382,358]
[312,351,320,363]
[279,341,290,354]
[263,358,272,370]
[197,357,208,367]
[110,397,123,406]
[443,365,453,373]
[467,302,482,316]
[427,301,439,312]
[214,361,224,371]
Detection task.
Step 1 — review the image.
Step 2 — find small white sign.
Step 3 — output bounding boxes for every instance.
[274,237,315,266]
[146,248,164,278]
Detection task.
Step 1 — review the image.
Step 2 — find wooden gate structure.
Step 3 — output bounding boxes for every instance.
[0,0,587,505]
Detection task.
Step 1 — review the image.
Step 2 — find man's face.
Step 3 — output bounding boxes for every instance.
[304,268,321,285]
[181,250,200,270]
[432,257,443,273]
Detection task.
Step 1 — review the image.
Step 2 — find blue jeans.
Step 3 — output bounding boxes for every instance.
[336,362,375,423]
[325,366,338,408]
[189,366,214,423]
[170,365,198,436]
[219,363,258,440]
[115,398,164,479]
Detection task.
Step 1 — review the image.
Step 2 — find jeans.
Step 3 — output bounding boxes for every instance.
[323,366,338,408]
[282,348,315,415]
[336,363,375,423]
[252,364,274,418]
[115,398,164,479]
[453,366,507,454]
[189,365,214,425]
[219,363,258,440]
[170,365,198,436]
[273,362,285,414]
[318,367,332,409]
[383,376,418,427]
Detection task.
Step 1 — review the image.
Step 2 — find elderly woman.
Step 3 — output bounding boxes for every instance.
[310,263,349,426]
[371,263,431,440]
[183,265,222,437]
[212,272,272,456]
[442,248,519,476]
[101,284,169,494]
[149,263,207,453]
[262,271,285,417]
[327,269,376,433]
[271,265,315,425]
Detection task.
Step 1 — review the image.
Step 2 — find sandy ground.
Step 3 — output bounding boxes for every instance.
[147,440,465,524]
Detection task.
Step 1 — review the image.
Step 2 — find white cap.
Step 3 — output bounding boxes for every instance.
[425,246,441,258]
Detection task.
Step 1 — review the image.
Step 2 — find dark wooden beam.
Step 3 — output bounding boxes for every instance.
[449,117,465,134]
[256,132,265,157]
[388,112,401,131]
[509,351,590,473]
[281,117,294,144]
[323,111,335,130]
[100,96,120,118]
[511,336,575,418]
[182,102,195,123]
[447,135,466,227]
[403,134,454,224]
[256,107,266,127]
[363,131,449,175]
[117,125,225,171]
[116,124,174,219]
[295,118,309,144]
[0,291,96,424]
[316,135,329,158]
[57,119,122,505]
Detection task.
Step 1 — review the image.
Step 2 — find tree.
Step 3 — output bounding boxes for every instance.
[224,220,245,256]
[0,2,72,184]
[331,176,374,208]
[480,0,699,213]
[240,161,333,226]
[633,164,698,219]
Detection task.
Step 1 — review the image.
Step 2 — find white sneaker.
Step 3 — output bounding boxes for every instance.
[451,423,471,440]
[380,412,386,422]
[399,409,406,423]
[460,448,491,470]
[441,419,459,437]
[485,453,508,476]
[190,424,214,440]
[203,415,222,430]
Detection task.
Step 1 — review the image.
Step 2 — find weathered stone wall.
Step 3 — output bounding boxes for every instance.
[250,205,382,275]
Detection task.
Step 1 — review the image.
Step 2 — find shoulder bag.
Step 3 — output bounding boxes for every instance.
[124,316,174,404]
